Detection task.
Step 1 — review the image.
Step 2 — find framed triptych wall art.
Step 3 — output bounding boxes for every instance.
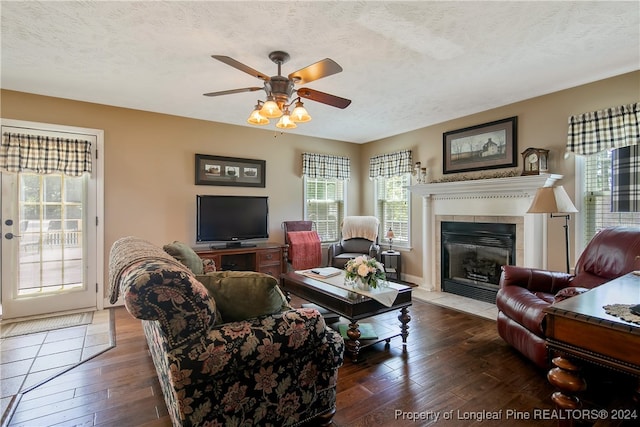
[195,154,265,187]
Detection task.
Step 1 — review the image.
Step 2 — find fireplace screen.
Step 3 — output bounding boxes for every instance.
[441,222,516,303]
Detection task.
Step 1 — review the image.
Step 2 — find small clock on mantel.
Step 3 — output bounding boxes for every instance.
[521,147,549,175]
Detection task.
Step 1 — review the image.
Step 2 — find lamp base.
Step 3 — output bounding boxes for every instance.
[550,213,571,274]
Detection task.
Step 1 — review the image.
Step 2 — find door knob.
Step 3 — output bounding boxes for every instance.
[4,232,21,239]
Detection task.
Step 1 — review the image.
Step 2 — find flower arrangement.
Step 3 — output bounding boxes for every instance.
[344,255,386,289]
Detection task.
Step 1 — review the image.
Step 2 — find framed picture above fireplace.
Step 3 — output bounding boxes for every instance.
[443,116,517,174]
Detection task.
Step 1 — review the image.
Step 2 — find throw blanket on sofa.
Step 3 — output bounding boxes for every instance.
[108,236,190,304]
[287,231,322,270]
[342,216,379,241]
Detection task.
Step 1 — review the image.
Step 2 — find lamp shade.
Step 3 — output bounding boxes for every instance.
[247,107,269,125]
[260,98,283,119]
[527,186,578,214]
[276,113,297,129]
[385,228,395,239]
[290,100,311,122]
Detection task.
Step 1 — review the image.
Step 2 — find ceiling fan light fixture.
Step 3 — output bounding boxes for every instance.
[260,97,282,119]
[276,111,297,129]
[206,52,351,130]
[247,105,269,125]
[290,99,311,122]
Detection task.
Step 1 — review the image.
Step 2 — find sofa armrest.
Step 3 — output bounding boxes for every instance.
[328,242,344,260]
[121,259,217,348]
[499,265,574,294]
[369,243,381,259]
[175,307,344,377]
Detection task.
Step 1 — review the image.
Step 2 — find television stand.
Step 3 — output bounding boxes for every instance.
[234,242,256,248]
[197,243,287,278]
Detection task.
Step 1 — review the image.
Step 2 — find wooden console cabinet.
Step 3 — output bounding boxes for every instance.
[196,243,287,278]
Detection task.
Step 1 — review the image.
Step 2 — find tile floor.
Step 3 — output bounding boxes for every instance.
[0,309,113,418]
[412,287,499,320]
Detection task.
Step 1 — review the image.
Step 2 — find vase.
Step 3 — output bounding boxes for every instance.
[352,276,374,291]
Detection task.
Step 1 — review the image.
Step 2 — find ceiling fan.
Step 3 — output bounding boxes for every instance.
[203,51,351,128]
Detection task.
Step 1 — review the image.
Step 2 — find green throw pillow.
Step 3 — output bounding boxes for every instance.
[196,271,291,322]
[163,241,203,275]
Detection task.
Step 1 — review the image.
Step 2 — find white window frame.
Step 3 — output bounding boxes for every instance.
[303,176,347,243]
[1,118,105,312]
[374,173,411,249]
[575,150,640,255]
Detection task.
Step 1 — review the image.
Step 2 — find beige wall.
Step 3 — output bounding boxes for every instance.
[2,70,638,290]
[361,70,640,276]
[0,90,361,294]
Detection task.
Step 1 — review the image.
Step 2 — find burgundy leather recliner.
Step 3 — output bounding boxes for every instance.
[496,226,640,369]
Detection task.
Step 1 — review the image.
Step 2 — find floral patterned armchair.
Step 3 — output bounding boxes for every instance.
[109,237,344,427]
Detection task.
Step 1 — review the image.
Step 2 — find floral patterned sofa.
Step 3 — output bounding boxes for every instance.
[109,236,344,427]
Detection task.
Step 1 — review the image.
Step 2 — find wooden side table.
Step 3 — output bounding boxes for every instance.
[380,250,401,281]
[544,273,640,426]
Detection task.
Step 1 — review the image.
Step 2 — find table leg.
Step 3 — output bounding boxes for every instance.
[345,322,361,363]
[547,356,587,427]
[399,307,410,343]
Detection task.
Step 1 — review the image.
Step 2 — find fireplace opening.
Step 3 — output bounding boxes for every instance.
[441,221,516,304]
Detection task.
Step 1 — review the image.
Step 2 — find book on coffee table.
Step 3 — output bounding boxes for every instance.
[338,323,378,340]
[302,267,342,279]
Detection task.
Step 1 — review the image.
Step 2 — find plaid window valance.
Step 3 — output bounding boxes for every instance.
[566,102,640,155]
[369,149,412,179]
[302,152,350,180]
[0,132,92,176]
[611,145,639,212]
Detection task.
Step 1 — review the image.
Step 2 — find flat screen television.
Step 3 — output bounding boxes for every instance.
[196,195,269,247]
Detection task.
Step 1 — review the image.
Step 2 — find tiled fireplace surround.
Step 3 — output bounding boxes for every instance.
[408,174,563,293]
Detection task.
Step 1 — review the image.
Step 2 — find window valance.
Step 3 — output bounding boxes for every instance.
[0,133,92,176]
[369,149,412,179]
[302,152,350,180]
[566,102,639,155]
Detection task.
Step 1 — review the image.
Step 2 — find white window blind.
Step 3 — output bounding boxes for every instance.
[375,174,410,246]
[304,177,345,243]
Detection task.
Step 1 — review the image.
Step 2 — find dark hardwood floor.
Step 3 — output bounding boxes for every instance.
[6,299,562,427]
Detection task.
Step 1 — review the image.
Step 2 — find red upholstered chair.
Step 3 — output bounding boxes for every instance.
[282,221,322,270]
[496,226,640,369]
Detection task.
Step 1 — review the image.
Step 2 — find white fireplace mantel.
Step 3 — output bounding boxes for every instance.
[408,173,563,291]
[407,173,562,197]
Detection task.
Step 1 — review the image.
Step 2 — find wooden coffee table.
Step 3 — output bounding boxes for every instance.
[280,271,412,362]
[544,272,640,425]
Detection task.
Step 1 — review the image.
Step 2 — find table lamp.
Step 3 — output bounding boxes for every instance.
[527,186,578,273]
[385,227,395,252]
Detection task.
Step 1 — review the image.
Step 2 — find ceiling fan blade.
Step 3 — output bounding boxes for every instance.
[203,87,263,97]
[211,55,270,81]
[288,58,342,85]
[297,88,351,109]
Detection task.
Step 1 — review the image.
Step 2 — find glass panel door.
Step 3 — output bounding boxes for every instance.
[1,125,98,319]
[18,173,85,296]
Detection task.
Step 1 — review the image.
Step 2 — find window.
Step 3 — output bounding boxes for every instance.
[302,152,350,242]
[375,173,410,248]
[582,149,640,245]
[304,176,345,242]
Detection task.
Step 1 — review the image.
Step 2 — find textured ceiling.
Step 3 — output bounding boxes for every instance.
[1,1,639,143]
